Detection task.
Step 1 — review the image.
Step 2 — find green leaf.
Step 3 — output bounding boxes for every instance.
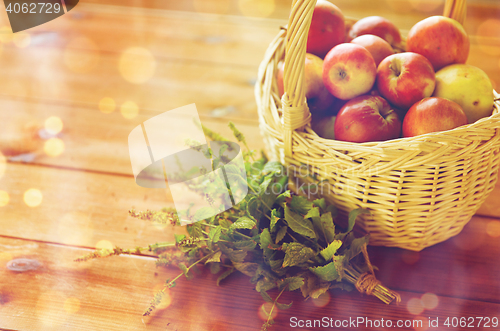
[284,206,316,239]
[262,161,284,175]
[205,251,222,263]
[275,226,287,244]
[217,267,235,286]
[259,228,272,250]
[276,301,293,310]
[233,240,257,251]
[174,234,186,244]
[280,276,304,291]
[230,216,256,230]
[320,240,342,261]
[178,263,193,280]
[275,190,291,206]
[270,209,280,232]
[313,198,326,211]
[333,255,345,280]
[289,195,313,215]
[218,243,247,263]
[260,290,273,302]
[310,287,330,299]
[209,262,220,274]
[309,262,339,282]
[304,206,320,219]
[247,196,262,221]
[219,219,232,229]
[233,262,260,277]
[347,208,371,232]
[312,212,335,243]
[208,226,222,250]
[256,278,277,293]
[269,259,284,271]
[344,235,370,261]
[282,242,316,268]
[194,206,215,221]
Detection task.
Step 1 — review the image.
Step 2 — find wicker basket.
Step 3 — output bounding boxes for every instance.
[255,0,500,251]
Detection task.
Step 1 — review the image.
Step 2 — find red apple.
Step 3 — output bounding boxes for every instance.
[351,34,395,66]
[334,95,401,143]
[348,16,402,48]
[323,43,376,100]
[407,16,469,71]
[402,97,468,137]
[277,54,336,114]
[307,0,345,58]
[377,52,436,110]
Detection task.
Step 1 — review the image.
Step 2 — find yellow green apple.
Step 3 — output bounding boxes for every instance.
[433,64,494,123]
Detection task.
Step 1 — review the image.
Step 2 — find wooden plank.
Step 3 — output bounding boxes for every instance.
[0,161,179,249]
[368,215,500,304]
[1,160,500,303]
[1,237,500,331]
[0,97,264,175]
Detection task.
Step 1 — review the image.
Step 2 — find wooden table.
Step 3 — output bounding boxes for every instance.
[1,0,500,330]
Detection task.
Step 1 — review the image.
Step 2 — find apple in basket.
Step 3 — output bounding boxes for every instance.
[347,16,402,49]
[334,95,401,143]
[277,53,336,114]
[306,0,345,59]
[407,16,469,71]
[433,64,495,123]
[402,97,468,137]
[323,43,377,100]
[377,52,436,110]
[350,34,395,67]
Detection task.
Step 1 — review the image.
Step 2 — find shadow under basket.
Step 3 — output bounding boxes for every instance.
[254,0,500,251]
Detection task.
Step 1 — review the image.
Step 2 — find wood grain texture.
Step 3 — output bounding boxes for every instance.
[1,0,500,330]
[1,236,500,331]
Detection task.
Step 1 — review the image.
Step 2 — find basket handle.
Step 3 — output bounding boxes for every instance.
[281,0,467,160]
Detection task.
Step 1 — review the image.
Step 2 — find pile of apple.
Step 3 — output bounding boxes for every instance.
[277,0,495,143]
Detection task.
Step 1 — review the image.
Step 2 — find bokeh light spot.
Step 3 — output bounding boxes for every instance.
[258,302,278,321]
[63,36,100,73]
[99,97,116,114]
[421,293,439,310]
[35,291,66,328]
[120,101,139,119]
[118,47,156,84]
[0,252,13,264]
[238,0,275,18]
[407,298,424,315]
[193,0,230,14]
[96,240,114,251]
[44,116,63,135]
[152,284,172,310]
[486,220,500,238]
[0,26,13,43]
[0,190,10,207]
[63,297,81,314]
[23,188,42,207]
[312,291,330,307]
[13,32,30,48]
[44,138,65,157]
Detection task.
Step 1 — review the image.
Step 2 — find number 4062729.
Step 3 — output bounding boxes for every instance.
[443,317,499,328]
[5,2,62,14]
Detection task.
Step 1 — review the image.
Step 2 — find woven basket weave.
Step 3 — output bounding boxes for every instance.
[255,0,500,251]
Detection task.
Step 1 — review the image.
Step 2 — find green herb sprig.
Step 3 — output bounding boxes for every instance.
[75,123,399,330]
